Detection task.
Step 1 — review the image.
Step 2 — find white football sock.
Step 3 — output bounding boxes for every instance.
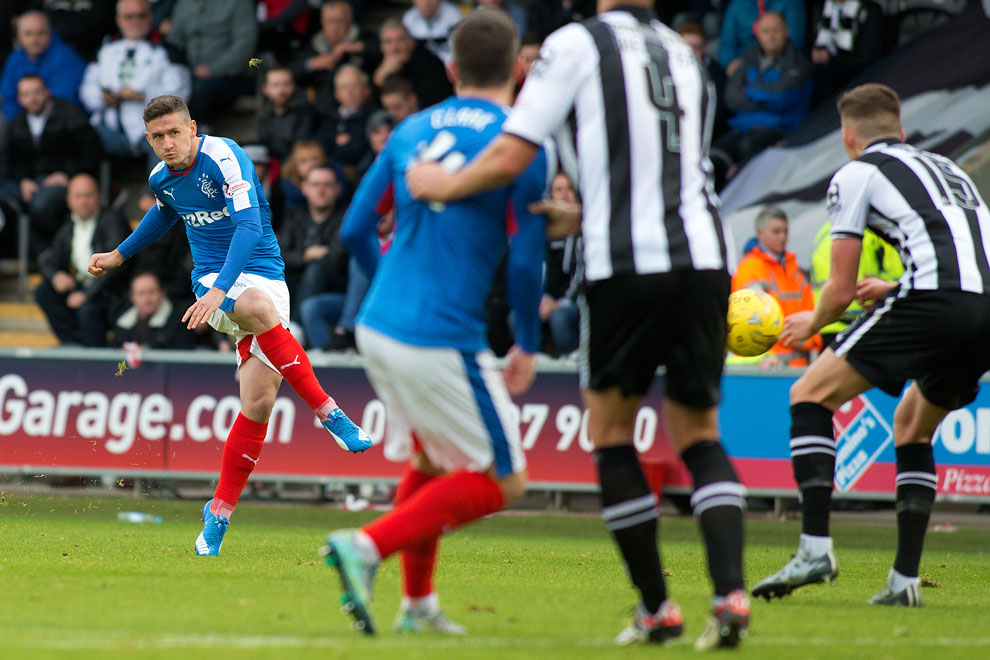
[799,533,833,557]
[888,568,919,593]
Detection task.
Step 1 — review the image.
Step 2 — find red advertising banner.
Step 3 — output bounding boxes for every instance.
[1,352,988,501]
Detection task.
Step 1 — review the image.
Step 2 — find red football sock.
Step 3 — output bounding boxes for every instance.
[394,464,439,598]
[213,412,267,512]
[255,324,336,413]
[363,470,505,560]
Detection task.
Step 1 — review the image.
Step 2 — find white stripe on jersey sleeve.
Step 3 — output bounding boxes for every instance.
[503,23,596,146]
[827,160,877,238]
[200,137,254,213]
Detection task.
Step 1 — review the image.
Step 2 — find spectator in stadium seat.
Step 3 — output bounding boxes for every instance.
[304,112,393,351]
[295,1,380,116]
[515,32,542,87]
[280,139,328,215]
[472,0,528,36]
[0,11,87,120]
[711,12,812,189]
[811,0,886,104]
[43,0,117,62]
[80,0,191,170]
[319,64,375,172]
[257,66,320,163]
[35,173,132,347]
[378,75,418,124]
[718,0,806,75]
[111,270,197,349]
[528,0,595,40]
[3,74,103,258]
[731,206,821,368]
[278,165,349,319]
[676,20,728,139]
[373,18,452,108]
[242,143,286,233]
[354,109,394,194]
[165,0,257,123]
[402,0,462,64]
[541,173,582,357]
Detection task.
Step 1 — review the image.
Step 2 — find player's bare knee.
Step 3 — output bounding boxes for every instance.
[232,290,280,332]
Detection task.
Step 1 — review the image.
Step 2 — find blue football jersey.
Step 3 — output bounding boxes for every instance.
[148,135,283,290]
[342,96,553,353]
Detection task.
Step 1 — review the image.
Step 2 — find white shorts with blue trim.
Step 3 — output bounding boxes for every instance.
[355,325,526,478]
[195,272,291,372]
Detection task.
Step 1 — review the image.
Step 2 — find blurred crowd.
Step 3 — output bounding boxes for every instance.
[0,0,965,355]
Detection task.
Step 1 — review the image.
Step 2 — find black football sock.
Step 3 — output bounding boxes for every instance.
[790,402,836,538]
[681,440,745,596]
[893,443,937,578]
[595,444,667,612]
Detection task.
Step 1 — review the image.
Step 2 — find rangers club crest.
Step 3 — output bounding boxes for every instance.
[198,173,218,199]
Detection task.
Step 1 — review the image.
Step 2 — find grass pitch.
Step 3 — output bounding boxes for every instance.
[0,494,987,660]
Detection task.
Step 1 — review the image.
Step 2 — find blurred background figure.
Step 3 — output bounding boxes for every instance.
[1,10,86,120]
[372,18,452,108]
[718,0,806,76]
[111,270,197,349]
[294,0,380,114]
[257,65,319,162]
[811,0,886,104]
[402,0,462,64]
[731,206,820,368]
[165,0,257,124]
[540,173,582,357]
[3,74,102,259]
[43,0,116,62]
[711,12,812,190]
[34,174,132,347]
[80,0,190,170]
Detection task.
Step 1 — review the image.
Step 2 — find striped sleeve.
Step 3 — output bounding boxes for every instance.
[828,161,876,240]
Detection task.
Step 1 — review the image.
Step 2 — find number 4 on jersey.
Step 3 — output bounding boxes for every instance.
[412,130,467,211]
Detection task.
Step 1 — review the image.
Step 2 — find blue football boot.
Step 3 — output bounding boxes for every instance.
[321,408,373,453]
[194,499,229,556]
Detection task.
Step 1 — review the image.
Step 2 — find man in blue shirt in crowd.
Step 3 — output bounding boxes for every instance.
[321,9,551,636]
[88,94,371,556]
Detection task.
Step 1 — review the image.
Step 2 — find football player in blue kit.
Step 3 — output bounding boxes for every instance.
[88,95,371,556]
[320,9,553,636]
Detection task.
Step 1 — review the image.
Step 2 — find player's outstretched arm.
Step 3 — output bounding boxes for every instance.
[88,250,125,277]
[113,200,179,265]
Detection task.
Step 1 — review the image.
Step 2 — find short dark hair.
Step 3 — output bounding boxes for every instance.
[143,95,190,124]
[16,73,45,88]
[675,21,705,39]
[451,9,517,88]
[837,83,902,141]
[380,74,414,98]
[520,31,543,49]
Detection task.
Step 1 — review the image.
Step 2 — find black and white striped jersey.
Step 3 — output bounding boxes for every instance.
[828,140,990,294]
[502,6,727,282]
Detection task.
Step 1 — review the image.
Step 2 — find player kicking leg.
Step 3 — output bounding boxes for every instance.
[321,327,530,635]
[193,277,370,555]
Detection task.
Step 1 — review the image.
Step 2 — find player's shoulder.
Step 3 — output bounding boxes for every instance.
[831,156,881,190]
[148,160,167,186]
[199,135,244,164]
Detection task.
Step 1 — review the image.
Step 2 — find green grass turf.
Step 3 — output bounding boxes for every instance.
[0,494,987,660]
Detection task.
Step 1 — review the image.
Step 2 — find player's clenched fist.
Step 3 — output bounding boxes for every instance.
[88,250,124,277]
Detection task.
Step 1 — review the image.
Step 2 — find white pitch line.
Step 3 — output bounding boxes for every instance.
[2,630,990,651]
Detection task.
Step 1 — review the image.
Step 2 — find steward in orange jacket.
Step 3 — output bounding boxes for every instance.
[731,208,822,367]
